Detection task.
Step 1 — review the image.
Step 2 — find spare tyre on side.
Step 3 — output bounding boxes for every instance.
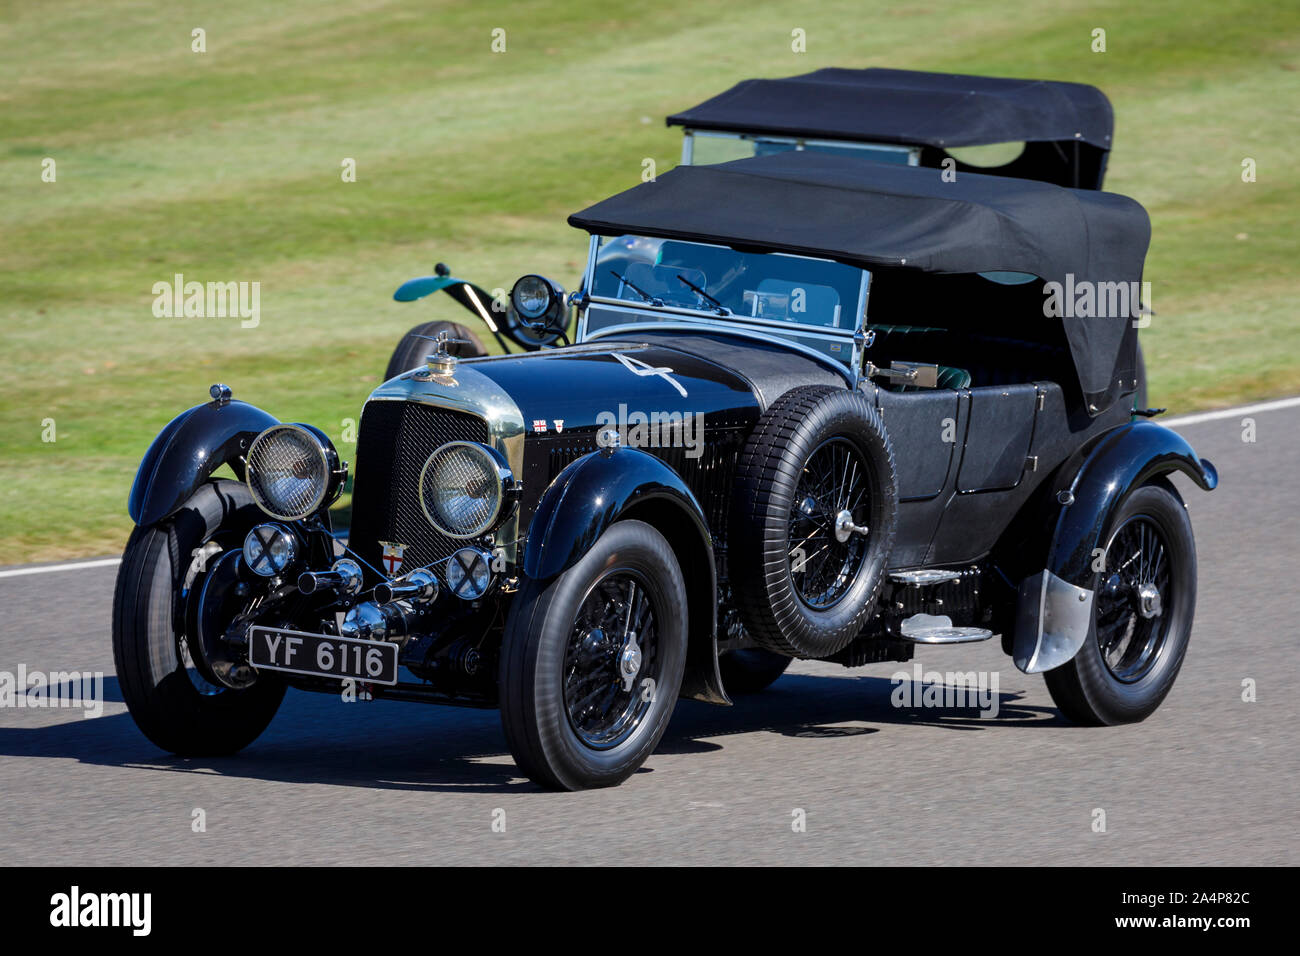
[385,320,488,380]
[729,385,898,659]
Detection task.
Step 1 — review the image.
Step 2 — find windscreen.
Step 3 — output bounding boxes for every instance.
[591,235,864,331]
[688,132,916,168]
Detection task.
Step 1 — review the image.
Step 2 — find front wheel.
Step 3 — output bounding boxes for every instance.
[1044,483,1196,725]
[500,520,688,790]
[112,480,285,756]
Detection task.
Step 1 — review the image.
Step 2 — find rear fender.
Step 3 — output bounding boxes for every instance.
[1012,420,1217,673]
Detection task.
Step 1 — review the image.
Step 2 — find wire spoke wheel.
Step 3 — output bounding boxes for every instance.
[501,520,688,789]
[730,385,897,659]
[788,437,872,609]
[562,570,660,749]
[1096,515,1172,683]
[1043,483,1198,727]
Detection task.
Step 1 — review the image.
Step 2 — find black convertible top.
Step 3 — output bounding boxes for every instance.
[667,68,1114,188]
[667,67,1113,150]
[569,152,1149,411]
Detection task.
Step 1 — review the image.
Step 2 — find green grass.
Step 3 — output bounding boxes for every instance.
[1,0,1297,562]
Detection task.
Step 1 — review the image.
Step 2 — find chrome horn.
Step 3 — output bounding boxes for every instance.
[373,568,440,606]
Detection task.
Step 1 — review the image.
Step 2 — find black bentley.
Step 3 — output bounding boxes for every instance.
[115,152,1216,789]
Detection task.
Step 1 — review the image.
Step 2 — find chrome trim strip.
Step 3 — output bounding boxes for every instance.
[851,269,873,387]
[460,284,500,333]
[366,364,526,564]
[457,341,639,364]
[577,234,600,341]
[585,321,854,387]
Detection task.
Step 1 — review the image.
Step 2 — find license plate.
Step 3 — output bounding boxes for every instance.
[248,626,399,686]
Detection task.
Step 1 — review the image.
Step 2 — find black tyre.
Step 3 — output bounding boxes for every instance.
[1044,483,1196,725]
[718,648,792,695]
[730,385,898,658]
[112,480,285,756]
[500,520,688,790]
[385,320,487,379]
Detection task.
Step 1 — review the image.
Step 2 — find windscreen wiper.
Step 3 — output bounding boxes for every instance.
[677,274,729,315]
[608,269,662,306]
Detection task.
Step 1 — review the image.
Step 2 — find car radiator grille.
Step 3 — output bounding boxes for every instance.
[543,427,746,567]
[347,400,490,578]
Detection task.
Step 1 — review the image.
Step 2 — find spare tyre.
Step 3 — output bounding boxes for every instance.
[385,320,487,380]
[729,385,898,658]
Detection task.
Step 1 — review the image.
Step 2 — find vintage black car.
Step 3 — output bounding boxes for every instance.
[115,153,1216,790]
[390,68,1145,396]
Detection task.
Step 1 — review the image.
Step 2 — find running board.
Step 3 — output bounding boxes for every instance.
[889,569,963,586]
[899,613,993,644]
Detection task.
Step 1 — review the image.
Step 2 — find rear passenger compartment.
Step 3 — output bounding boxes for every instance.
[862,271,1074,393]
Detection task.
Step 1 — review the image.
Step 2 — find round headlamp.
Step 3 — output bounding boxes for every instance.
[510,274,565,327]
[245,423,344,522]
[446,547,495,601]
[419,441,514,539]
[242,523,299,577]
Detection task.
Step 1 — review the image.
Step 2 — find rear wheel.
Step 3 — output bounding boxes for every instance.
[1044,483,1196,725]
[500,521,687,790]
[112,480,285,756]
[385,319,487,379]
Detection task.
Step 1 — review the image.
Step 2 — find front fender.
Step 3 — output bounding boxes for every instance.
[523,447,727,705]
[1012,420,1217,673]
[128,398,279,527]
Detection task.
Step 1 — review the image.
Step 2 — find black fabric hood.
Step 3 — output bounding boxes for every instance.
[568,152,1150,412]
[666,67,1113,152]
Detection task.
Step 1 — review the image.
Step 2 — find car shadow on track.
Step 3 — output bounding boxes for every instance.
[0,673,1061,793]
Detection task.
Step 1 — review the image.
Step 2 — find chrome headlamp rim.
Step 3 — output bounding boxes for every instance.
[446,546,495,601]
[241,522,299,577]
[418,440,515,540]
[510,273,566,326]
[244,422,343,522]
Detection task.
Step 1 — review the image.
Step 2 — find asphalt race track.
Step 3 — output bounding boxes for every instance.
[2,403,1296,866]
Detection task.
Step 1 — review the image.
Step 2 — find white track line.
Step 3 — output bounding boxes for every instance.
[1,397,1296,580]
[0,557,121,579]
[1162,396,1300,428]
